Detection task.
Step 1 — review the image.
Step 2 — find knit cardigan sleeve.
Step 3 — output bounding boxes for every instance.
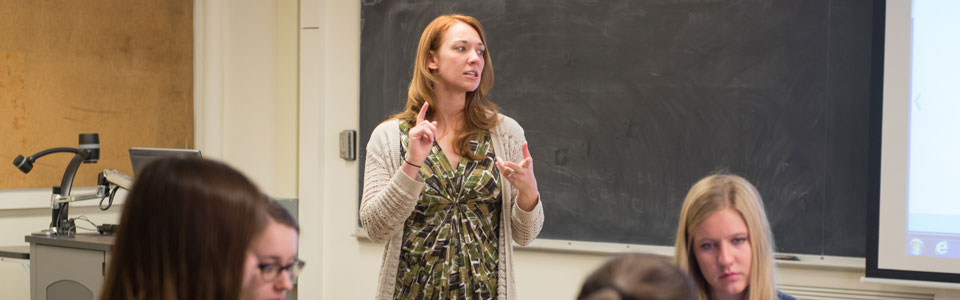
[359,120,425,243]
[496,115,545,246]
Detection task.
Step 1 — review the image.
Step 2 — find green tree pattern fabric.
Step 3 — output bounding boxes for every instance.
[394,121,502,300]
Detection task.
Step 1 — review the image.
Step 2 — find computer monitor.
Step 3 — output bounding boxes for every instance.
[128,147,202,176]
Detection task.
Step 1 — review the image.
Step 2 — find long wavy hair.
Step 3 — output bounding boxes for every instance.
[100,157,269,300]
[391,14,500,160]
[673,173,778,300]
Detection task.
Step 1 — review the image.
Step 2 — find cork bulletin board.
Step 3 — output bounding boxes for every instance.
[0,0,194,190]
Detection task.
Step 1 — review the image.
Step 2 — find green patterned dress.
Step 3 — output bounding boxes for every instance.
[394,121,502,300]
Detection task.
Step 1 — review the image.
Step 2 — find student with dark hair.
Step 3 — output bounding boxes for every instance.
[578,253,696,300]
[241,199,304,300]
[266,198,299,231]
[100,157,269,300]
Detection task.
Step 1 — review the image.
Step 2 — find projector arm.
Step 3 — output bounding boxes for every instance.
[51,170,133,204]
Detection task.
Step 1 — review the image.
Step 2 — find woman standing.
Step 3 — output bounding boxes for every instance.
[361,14,544,300]
[673,173,796,300]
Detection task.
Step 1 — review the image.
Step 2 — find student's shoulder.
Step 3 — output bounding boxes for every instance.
[777,290,798,300]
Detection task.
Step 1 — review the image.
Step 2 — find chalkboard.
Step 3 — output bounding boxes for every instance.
[360,0,875,257]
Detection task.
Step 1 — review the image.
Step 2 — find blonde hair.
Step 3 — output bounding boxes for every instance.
[673,173,778,300]
[391,14,499,160]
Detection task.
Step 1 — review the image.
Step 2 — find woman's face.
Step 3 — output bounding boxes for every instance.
[692,208,752,300]
[428,21,485,94]
[241,220,300,300]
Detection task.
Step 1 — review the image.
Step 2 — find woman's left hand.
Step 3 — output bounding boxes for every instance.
[497,142,539,211]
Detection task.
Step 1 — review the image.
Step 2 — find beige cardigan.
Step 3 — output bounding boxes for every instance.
[360,114,545,300]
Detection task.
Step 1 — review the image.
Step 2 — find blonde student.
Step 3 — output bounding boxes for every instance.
[674,173,797,300]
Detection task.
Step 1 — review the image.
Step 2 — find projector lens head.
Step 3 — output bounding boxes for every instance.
[13,155,33,174]
[79,133,100,163]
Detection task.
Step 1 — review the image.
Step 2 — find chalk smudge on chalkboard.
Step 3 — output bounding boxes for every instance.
[555,148,568,166]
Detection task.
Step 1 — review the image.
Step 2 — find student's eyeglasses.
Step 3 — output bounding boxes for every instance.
[257,259,306,282]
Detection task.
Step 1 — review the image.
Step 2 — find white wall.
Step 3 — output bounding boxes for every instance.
[196,0,299,199]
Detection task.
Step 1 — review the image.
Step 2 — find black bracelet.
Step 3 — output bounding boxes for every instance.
[403,157,421,168]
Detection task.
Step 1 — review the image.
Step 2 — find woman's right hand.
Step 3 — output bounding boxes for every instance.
[405,103,437,167]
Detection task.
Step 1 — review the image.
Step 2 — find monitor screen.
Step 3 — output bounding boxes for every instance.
[128,147,202,176]
[868,0,960,283]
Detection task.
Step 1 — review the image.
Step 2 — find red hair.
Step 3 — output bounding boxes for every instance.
[391,14,499,160]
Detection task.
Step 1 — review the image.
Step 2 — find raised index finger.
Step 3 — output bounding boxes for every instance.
[417,102,430,123]
[521,142,533,168]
